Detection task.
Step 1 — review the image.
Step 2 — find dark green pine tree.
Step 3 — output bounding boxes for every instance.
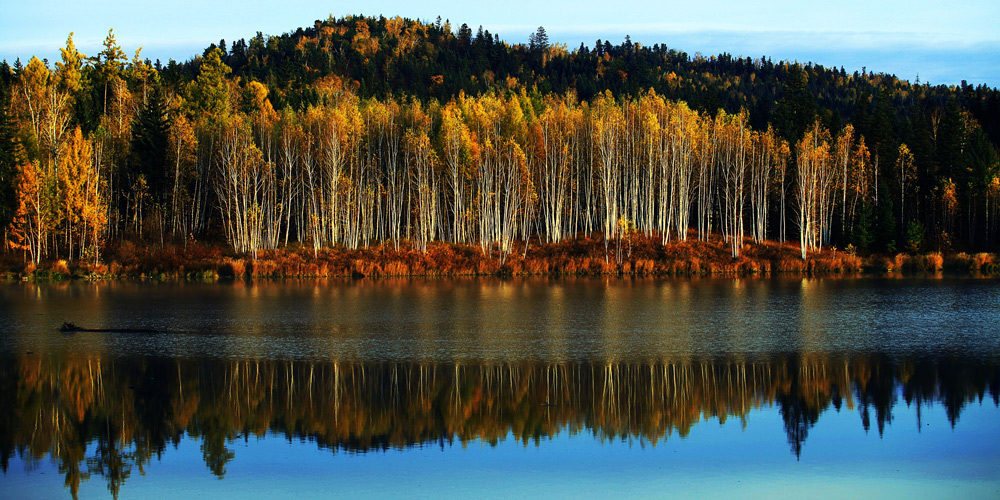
[851,199,875,251]
[875,183,897,253]
[964,125,1000,248]
[774,63,816,143]
[0,86,21,237]
[869,90,896,164]
[935,102,964,182]
[528,26,549,52]
[129,89,171,205]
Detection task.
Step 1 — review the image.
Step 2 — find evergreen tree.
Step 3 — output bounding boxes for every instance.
[93,29,127,116]
[528,26,549,52]
[875,184,897,252]
[0,87,20,237]
[851,199,875,251]
[905,220,925,253]
[187,48,231,120]
[869,90,896,163]
[129,89,171,204]
[774,64,815,143]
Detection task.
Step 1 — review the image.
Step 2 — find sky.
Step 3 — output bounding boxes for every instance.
[1,0,998,87]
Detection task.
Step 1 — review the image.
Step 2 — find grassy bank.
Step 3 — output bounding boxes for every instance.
[3,235,999,281]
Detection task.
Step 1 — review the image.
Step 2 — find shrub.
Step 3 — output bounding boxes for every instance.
[973,253,994,271]
[892,253,909,272]
[920,252,944,272]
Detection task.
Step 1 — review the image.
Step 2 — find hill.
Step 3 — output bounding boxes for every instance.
[1,15,998,276]
[159,16,1000,146]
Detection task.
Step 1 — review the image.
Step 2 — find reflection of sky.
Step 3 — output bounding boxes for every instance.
[2,279,998,497]
[3,397,997,499]
[1,0,997,87]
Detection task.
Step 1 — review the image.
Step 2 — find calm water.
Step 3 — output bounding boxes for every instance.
[0,277,998,499]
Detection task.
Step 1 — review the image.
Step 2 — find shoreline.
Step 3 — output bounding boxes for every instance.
[5,235,998,282]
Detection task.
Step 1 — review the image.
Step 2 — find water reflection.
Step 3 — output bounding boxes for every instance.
[3,278,999,361]
[2,278,999,498]
[1,353,996,498]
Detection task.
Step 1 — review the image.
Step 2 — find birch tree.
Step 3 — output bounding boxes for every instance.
[796,121,832,258]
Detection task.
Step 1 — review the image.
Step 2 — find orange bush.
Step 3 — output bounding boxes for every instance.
[973,252,993,271]
[8,234,999,280]
[919,252,944,272]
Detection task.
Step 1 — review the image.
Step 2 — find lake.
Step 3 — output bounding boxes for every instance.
[1,277,998,499]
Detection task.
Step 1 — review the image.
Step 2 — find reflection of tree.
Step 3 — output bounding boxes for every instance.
[775,356,822,459]
[0,353,997,498]
[86,432,133,500]
[900,358,937,429]
[778,395,816,459]
[131,358,174,464]
[194,416,235,478]
[56,421,89,500]
[923,357,1000,428]
[854,355,897,435]
[0,356,20,473]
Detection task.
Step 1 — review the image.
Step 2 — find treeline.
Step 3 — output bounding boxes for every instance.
[167,16,1000,141]
[2,355,996,498]
[1,17,999,268]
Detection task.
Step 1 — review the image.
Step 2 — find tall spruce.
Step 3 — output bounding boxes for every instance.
[774,64,816,143]
[0,87,20,237]
[130,89,171,203]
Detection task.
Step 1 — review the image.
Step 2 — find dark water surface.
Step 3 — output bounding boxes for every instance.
[0,277,998,498]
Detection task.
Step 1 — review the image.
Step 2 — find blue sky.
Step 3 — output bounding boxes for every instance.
[1,0,997,87]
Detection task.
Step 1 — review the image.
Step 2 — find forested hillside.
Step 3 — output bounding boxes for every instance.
[1,15,998,272]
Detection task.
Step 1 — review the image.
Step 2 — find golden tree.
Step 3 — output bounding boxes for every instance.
[9,158,54,264]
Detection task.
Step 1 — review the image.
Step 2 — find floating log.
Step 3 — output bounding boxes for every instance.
[59,322,158,334]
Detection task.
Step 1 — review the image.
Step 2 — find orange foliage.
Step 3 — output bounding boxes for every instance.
[4,235,999,280]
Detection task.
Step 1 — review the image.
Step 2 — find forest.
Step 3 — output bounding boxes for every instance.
[1,15,999,277]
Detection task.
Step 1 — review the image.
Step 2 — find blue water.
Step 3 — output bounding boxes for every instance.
[0,277,998,499]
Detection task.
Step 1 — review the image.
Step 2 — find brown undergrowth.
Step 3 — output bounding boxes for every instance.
[4,234,999,280]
